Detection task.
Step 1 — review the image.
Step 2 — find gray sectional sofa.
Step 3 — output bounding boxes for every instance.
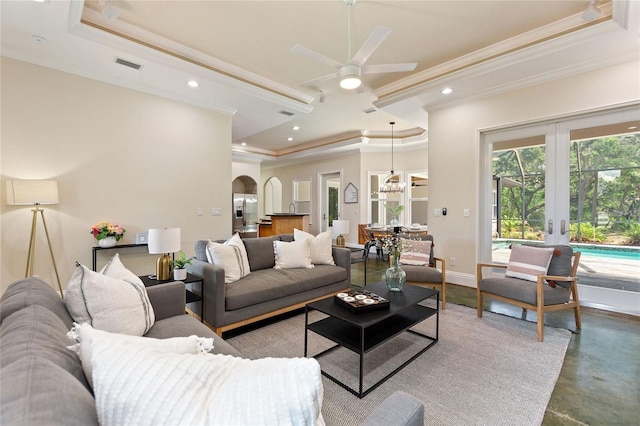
[188,234,351,336]
[0,277,424,426]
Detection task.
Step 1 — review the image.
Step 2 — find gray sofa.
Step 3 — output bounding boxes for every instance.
[0,277,423,426]
[188,234,351,336]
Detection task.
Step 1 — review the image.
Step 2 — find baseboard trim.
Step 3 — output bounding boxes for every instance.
[446,271,476,288]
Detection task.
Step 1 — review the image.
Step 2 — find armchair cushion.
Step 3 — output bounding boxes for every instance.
[399,239,432,266]
[478,276,570,306]
[505,244,554,282]
[401,264,443,283]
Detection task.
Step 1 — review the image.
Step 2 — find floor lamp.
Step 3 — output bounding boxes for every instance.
[7,180,63,298]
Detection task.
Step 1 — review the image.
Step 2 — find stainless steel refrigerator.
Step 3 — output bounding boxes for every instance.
[233,193,258,236]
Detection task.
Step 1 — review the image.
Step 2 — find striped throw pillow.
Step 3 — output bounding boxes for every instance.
[505,244,554,282]
[399,239,432,266]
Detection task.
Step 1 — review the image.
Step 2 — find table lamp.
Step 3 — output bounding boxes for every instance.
[7,180,63,297]
[332,220,349,248]
[148,228,181,280]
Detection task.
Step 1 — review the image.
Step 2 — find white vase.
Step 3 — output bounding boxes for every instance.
[98,236,117,248]
[173,268,187,280]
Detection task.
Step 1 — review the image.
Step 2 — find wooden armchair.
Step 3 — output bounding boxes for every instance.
[477,245,581,341]
[397,234,447,309]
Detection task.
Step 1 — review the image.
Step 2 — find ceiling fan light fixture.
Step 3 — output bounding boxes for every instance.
[339,64,361,90]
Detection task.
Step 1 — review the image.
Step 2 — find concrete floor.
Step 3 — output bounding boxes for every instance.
[350,257,640,425]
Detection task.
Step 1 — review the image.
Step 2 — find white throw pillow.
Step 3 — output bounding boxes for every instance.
[399,239,432,266]
[205,233,251,283]
[65,262,154,336]
[67,323,214,390]
[99,253,155,329]
[273,239,314,269]
[294,228,335,265]
[90,335,323,426]
[505,244,555,282]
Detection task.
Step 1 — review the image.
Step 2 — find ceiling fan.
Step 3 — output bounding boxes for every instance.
[292,0,417,90]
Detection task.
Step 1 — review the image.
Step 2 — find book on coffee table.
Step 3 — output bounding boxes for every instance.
[334,289,389,313]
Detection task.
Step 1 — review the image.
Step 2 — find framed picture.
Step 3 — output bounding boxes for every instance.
[135,233,148,245]
[344,183,358,204]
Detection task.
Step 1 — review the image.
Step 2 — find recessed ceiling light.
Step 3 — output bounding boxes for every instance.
[241,142,247,146]
[288,137,293,142]
[628,126,638,130]
[442,87,453,95]
[292,126,300,131]
[187,80,199,88]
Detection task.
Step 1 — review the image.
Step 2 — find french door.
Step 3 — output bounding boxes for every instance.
[482,104,640,313]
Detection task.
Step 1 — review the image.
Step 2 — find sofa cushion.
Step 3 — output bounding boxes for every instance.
[145,315,242,357]
[225,265,348,311]
[0,355,98,426]
[273,239,314,269]
[99,253,155,329]
[0,277,73,328]
[479,276,571,306]
[505,244,554,282]
[294,229,335,265]
[0,305,89,390]
[194,240,209,262]
[65,263,154,336]
[206,238,251,283]
[242,236,280,271]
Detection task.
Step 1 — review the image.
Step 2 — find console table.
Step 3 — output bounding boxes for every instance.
[91,243,148,271]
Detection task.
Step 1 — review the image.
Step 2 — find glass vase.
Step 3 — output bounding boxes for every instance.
[385,255,406,292]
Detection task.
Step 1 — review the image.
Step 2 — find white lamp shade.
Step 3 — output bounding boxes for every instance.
[7,180,59,205]
[148,228,181,254]
[332,220,349,236]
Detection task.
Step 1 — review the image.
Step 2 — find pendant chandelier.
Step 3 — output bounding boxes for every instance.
[379,121,405,194]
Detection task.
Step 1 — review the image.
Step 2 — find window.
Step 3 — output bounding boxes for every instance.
[408,172,428,225]
[369,171,404,225]
[293,179,311,214]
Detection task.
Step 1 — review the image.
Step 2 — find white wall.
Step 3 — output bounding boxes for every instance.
[428,59,640,286]
[1,58,233,294]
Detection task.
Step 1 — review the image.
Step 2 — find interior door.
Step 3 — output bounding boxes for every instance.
[320,172,341,232]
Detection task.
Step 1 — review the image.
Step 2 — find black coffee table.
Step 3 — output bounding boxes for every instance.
[304,281,439,398]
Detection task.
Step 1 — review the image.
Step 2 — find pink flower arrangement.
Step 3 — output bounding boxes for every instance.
[90,222,126,241]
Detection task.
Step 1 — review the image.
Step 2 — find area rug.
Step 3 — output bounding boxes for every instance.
[227,303,571,426]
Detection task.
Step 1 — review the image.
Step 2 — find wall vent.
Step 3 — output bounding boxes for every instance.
[363,107,377,114]
[115,57,142,70]
[278,110,295,117]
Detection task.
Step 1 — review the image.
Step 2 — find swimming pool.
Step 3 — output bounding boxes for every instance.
[493,239,640,261]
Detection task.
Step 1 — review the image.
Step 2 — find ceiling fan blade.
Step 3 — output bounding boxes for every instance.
[291,45,343,70]
[362,63,417,74]
[350,26,391,67]
[297,71,340,87]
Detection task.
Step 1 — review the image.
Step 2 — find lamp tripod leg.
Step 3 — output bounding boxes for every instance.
[25,208,39,278]
[39,209,64,299]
